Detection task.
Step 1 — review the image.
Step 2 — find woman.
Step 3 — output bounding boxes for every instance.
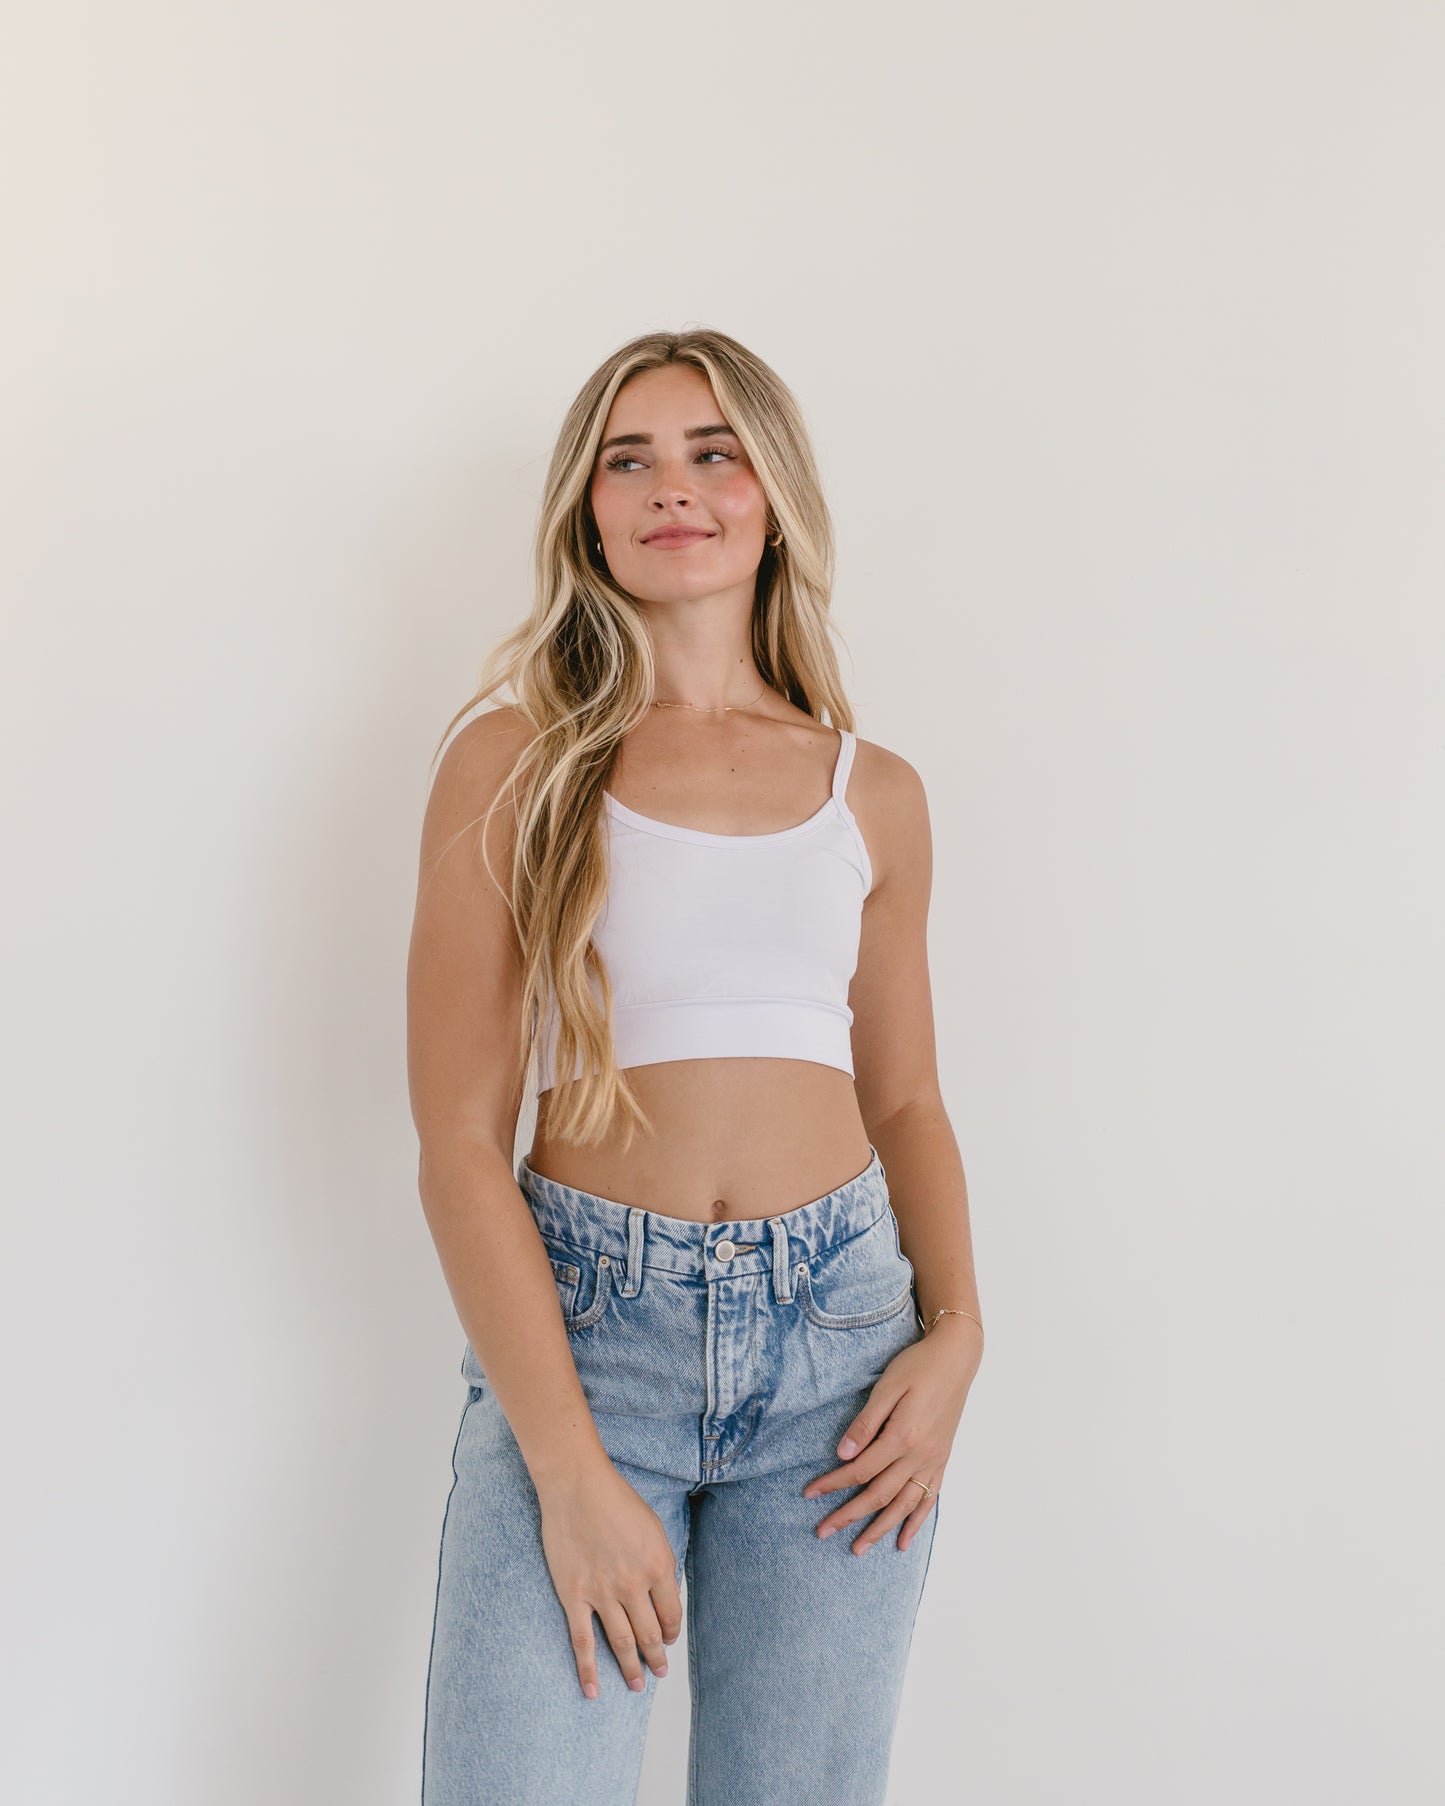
[407,328,984,1803]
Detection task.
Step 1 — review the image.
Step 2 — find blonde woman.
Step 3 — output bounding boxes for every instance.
[408,328,984,1803]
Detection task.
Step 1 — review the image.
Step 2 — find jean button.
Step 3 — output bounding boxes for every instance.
[714,1238,736,1262]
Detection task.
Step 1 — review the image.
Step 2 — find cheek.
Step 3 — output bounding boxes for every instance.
[711,470,768,530]
[589,478,623,529]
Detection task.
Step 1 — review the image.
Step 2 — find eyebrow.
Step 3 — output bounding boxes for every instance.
[597,422,737,455]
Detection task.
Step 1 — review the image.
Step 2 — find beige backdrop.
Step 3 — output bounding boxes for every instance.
[4,3,1442,1802]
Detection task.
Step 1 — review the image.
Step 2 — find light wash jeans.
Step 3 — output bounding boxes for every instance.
[421,1144,940,1804]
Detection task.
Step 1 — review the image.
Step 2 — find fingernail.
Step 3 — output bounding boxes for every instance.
[630,1676,646,1691]
[838,1437,857,1457]
[584,1682,598,1699]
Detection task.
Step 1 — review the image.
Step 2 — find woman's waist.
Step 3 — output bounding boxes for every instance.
[528,1058,872,1222]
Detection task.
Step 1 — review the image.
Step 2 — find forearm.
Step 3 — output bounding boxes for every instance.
[418,1136,607,1491]
[869,1095,982,1342]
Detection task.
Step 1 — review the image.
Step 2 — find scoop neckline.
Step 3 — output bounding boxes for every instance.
[602,790,842,846]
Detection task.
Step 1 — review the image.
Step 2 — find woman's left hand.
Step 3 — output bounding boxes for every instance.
[802,1316,982,1554]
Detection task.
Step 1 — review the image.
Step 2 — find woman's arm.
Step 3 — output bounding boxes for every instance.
[408,708,683,1697]
[847,742,983,1359]
[797,740,982,1554]
[406,707,608,1488]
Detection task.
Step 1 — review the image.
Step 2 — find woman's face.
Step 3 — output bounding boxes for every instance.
[589,363,769,603]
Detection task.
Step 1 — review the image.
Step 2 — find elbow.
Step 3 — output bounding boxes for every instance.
[417,1131,516,1219]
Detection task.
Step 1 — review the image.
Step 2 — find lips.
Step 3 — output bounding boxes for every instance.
[642,527,715,546]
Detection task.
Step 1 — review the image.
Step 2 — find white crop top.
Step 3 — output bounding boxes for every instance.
[533,728,873,1094]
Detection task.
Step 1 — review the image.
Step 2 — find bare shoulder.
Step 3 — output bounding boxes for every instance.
[423,704,538,832]
[847,733,932,893]
[850,732,931,824]
[434,704,538,803]
[413,707,542,911]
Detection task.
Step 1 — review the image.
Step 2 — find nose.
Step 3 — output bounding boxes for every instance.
[647,461,701,504]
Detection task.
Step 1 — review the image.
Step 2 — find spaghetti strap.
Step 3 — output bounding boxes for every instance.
[830,727,857,804]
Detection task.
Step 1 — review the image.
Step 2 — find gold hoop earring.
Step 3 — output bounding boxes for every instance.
[766,524,784,548]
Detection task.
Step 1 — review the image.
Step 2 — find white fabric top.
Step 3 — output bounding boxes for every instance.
[534,728,873,1094]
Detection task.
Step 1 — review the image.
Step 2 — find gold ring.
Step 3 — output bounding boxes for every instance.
[907,1477,934,1497]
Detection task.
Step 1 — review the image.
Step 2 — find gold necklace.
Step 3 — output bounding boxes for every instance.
[650,681,770,713]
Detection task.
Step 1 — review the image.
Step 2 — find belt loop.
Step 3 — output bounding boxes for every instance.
[770,1216,794,1304]
[623,1206,645,1297]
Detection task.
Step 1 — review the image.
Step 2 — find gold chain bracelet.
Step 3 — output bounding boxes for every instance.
[925,1306,984,1339]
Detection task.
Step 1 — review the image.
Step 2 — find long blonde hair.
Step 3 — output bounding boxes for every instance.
[431,327,859,1147]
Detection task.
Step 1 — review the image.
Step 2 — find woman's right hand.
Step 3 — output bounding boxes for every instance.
[537,1455,684,1699]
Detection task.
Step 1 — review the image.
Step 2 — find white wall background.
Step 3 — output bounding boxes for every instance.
[4,4,1441,1802]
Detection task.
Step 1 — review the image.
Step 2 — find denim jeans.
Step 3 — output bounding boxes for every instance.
[421,1144,940,1804]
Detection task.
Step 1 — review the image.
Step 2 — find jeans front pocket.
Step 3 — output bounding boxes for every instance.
[549,1255,581,1323]
[795,1214,916,1330]
[543,1243,615,1333]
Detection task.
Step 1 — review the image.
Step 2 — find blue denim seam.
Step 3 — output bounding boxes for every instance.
[908,1487,941,1623]
[419,1389,479,1805]
[700,1397,762,1475]
[685,1520,703,1806]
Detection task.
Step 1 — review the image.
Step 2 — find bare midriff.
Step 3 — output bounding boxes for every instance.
[526,1058,874,1223]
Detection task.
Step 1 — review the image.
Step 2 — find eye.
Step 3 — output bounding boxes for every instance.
[601,445,739,473]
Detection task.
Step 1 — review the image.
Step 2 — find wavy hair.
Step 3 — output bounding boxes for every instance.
[430,327,858,1148]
